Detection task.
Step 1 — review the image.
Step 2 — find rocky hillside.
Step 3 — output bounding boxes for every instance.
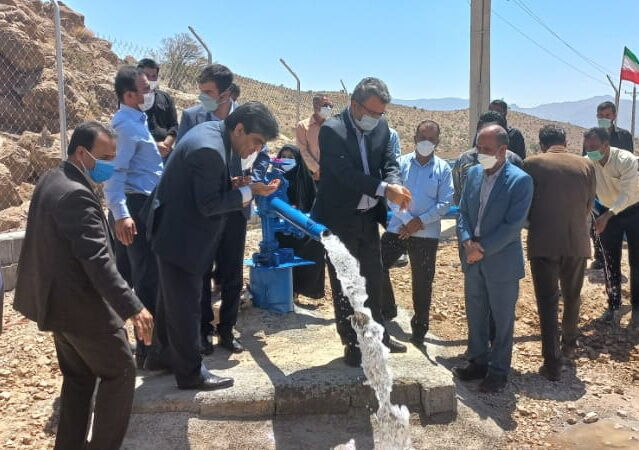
[0,0,589,232]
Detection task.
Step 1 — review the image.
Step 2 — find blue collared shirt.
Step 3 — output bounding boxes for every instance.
[104,105,164,220]
[388,128,401,159]
[388,153,454,239]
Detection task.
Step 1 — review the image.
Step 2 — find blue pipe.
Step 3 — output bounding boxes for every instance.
[269,197,330,240]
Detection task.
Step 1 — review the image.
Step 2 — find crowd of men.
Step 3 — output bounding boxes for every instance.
[11,57,639,447]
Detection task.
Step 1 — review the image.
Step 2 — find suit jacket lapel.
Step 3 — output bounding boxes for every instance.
[342,110,365,171]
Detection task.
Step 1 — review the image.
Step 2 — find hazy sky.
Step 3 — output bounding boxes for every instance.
[63,0,639,107]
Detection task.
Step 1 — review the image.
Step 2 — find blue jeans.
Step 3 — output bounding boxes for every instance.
[464,262,519,376]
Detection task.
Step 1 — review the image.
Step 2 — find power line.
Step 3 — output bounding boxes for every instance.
[510,0,614,76]
[489,5,609,86]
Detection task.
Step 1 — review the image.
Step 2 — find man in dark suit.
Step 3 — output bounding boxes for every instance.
[148,102,279,390]
[312,77,413,367]
[524,125,596,381]
[13,122,154,450]
[454,124,533,393]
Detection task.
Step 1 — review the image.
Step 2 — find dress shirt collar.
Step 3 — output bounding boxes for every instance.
[118,104,146,122]
[410,152,436,168]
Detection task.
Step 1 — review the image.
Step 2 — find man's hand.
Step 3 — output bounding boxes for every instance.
[312,168,320,181]
[250,179,280,197]
[157,141,172,158]
[399,217,423,239]
[595,211,614,234]
[463,240,484,264]
[232,176,252,189]
[131,308,154,346]
[115,217,137,246]
[385,184,412,211]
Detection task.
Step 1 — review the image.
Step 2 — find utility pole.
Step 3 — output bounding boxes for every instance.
[469,0,491,145]
[625,87,637,138]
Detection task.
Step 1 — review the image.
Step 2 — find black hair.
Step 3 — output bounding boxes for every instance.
[597,101,616,115]
[67,121,115,155]
[538,124,566,148]
[224,101,279,141]
[229,82,241,99]
[415,119,440,136]
[489,99,508,113]
[477,110,507,130]
[584,127,610,143]
[114,65,144,102]
[137,58,160,74]
[197,64,233,93]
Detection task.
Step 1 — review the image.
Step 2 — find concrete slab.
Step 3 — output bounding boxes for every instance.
[132,304,455,420]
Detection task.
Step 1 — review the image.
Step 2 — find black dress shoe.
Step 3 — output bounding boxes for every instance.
[452,363,488,381]
[178,372,234,391]
[219,336,244,353]
[385,338,407,353]
[589,259,604,270]
[538,363,561,382]
[200,334,214,356]
[478,374,507,393]
[344,345,362,367]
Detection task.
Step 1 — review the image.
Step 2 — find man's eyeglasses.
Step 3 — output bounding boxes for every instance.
[358,101,385,118]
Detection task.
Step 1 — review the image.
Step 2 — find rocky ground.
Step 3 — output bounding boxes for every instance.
[1,230,638,449]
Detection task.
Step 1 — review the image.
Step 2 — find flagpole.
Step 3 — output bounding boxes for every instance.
[616,47,627,112]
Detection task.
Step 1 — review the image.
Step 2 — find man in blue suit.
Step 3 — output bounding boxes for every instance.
[454,124,533,393]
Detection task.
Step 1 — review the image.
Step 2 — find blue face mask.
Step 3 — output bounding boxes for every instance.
[84,151,115,183]
[597,118,612,129]
[586,150,604,161]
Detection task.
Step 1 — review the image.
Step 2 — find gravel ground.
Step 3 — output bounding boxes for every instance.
[1,229,638,449]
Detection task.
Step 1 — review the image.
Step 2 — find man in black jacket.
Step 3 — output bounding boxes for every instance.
[312,77,412,366]
[488,99,526,160]
[14,122,153,450]
[148,102,279,390]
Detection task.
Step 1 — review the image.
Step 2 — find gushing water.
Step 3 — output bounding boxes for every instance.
[321,234,411,450]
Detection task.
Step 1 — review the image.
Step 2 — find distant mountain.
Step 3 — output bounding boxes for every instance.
[511,95,636,134]
[393,97,469,111]
[394,95,637,136]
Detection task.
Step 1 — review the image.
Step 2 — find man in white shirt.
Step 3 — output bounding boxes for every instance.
[584,127,639,327]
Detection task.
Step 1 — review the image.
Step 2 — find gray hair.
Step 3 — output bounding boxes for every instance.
[351,77,391,104]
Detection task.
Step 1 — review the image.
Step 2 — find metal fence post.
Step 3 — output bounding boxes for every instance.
[279,58,301,124]
[52,0,68,158]
[188,26,212,65]
[340,79,349,96]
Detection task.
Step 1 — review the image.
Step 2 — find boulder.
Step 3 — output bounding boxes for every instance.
[29,145,60,178]
[0,162,22,209]
[0,25,45,71]
[0,201,28,232]
[0,139,32,183]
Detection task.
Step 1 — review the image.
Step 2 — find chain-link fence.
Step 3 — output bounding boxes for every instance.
[0,1,408,234]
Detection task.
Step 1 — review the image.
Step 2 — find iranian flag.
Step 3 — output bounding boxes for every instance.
[621,47,639,84]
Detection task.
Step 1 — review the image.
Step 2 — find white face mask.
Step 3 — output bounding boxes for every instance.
[149,80,159,91]
[477,153,498,171]
[319,106,332,120]
[415,140,436,157]
[355,114,379,132]
[139,92,155,111]
[241,151,259,171]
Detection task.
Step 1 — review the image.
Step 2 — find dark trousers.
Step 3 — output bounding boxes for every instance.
[381,232,438,337]
[530,256,586,366]
[326,210,387,347]
[53,328,135,450]
[124,194,159,357]
[108,211,132,287]
[156,256,204,386]
[464,263,519,376]
[599,203,639,310]
[200,211,248,337]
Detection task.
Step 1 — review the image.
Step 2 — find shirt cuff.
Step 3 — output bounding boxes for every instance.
[239,186,253,204]
[110,202,131,221]
[376,181,388,197]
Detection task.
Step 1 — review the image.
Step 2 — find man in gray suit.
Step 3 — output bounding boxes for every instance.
[453,125,533,393]
[14,122,153,449]
[176,64,234,142]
